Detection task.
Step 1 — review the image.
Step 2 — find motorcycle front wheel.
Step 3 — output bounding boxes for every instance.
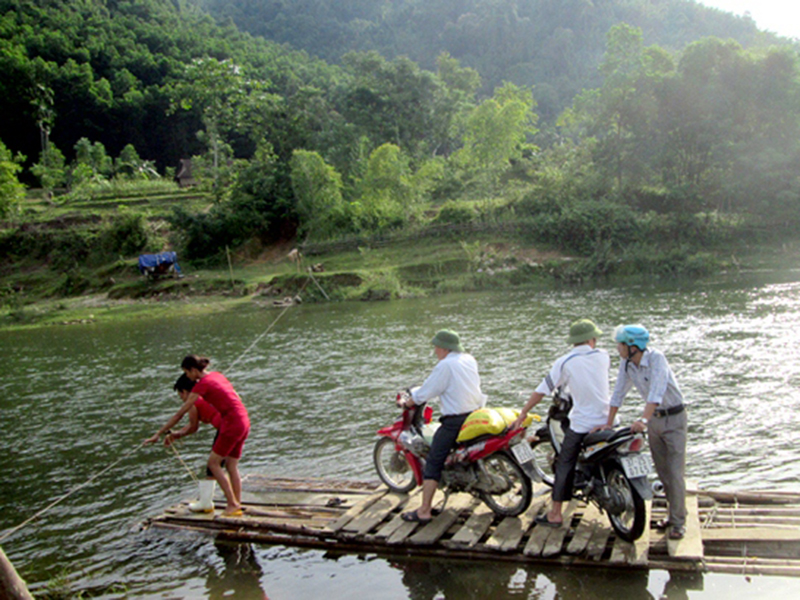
[478,452,532,517]
[606,466,646,542]
[373,437,417,493]
[529,439,556,487]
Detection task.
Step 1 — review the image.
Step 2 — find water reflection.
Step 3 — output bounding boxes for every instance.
[384,557,705,599]
[391,559,521,599]
[205,542,269,599]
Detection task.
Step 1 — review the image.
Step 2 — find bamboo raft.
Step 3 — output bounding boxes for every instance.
[145,475,800,577]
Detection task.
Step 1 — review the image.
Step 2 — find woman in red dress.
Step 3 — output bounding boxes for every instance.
[146,355,250,516]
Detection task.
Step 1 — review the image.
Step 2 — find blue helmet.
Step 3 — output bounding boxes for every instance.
[614,324,649,350]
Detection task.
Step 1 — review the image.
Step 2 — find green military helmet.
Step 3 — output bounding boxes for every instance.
[567,319,603,344]
[431,329,465,352]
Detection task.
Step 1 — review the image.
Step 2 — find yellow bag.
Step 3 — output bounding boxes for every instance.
[495,407,538,428]
[457,408,506,442]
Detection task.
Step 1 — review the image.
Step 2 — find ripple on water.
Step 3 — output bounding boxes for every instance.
[4,280,800,595]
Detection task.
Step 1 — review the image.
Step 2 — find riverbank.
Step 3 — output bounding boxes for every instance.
[0,233,554,330]
[0,229,719,331]
[5,226,800,332]
[3,190,796,331]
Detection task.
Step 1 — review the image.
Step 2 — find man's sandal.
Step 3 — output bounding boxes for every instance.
[669,525,686,539]
[534,513,562,528]
[401,511,431,525]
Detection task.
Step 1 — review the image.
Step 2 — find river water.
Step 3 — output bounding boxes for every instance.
[2,269,800,598]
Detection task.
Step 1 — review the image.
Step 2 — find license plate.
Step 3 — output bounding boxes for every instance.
[620,454,653,479]
[511,442,535,464]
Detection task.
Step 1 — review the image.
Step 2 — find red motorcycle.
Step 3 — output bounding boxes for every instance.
[373,392,541,517]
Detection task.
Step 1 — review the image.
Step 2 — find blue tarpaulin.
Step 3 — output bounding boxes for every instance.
[137,252,182,276]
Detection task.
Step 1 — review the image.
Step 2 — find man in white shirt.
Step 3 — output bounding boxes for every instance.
[399,329,486,524]
[513,319,610,527]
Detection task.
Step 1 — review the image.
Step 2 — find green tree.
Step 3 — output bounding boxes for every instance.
[431,53,481,157]
[73,137,112,185]
[115,143,158,180]
[596,23,647,190]
[362,143,417,224]
[452,81,538,192]
[560,24,673,192]
[169,57,267,195]
[31,142,65,199]
[339,52,446,161]
[289,149,345,240]
[659,39,800,213]
[31,82,55,164]
[0,139,25,218]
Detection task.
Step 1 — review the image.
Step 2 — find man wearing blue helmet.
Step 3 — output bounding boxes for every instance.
[604,324,688,540]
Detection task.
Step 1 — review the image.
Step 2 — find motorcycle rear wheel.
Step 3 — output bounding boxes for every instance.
[479,452,532,517]
[606,466,646,542]
[373,437,417,493]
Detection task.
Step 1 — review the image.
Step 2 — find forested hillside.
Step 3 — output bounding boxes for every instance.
[2,0,800,298]
[192,0,785,120]
[0,0,341,175]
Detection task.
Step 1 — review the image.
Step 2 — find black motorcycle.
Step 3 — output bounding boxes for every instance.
[528,389,653,542]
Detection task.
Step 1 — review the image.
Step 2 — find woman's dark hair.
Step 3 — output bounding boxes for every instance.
[181,354,210,372]
[173,374,196,393]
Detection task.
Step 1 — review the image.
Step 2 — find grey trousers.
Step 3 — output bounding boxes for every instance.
[648,409,688,528]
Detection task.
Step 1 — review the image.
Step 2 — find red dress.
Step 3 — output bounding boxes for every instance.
[192,372,250,458]
[194,397,222,429]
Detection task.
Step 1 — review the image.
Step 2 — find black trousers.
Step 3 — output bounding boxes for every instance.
[552,426,586,502]
[423,413,470,481]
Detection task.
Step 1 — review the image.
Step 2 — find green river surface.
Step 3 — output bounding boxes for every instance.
[3,268,800,599]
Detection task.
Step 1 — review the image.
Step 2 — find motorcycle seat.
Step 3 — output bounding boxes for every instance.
[582,427,630,447]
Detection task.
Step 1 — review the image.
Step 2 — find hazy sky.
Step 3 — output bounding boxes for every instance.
[697,1,800,39]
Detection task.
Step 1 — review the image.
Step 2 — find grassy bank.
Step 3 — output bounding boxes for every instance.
[2,188,794,331]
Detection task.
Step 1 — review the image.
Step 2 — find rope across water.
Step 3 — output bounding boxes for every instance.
[0,272,319,543]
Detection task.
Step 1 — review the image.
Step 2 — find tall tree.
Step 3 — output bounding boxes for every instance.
[561,24,672,191]
[289,149,344,240]
[452,81,538,192]
[169,58,254,194]
[31,142,66,199]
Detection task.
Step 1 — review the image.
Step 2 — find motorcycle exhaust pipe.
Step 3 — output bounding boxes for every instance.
[651,480,665,495]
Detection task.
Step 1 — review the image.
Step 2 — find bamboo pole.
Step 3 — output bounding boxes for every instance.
[698,490,800,505]
[0,545,33,600]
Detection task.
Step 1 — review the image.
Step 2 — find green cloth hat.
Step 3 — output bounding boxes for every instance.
[568,319,603,344]
[431,329,465,352]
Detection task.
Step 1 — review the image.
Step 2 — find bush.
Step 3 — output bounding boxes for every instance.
[621,245,719,277]
[521,200,638,256]
[168,151,296,263]
[434,200,477,225]
[629,185,705,215]
[47,230,94,272]
[100,211,149,256]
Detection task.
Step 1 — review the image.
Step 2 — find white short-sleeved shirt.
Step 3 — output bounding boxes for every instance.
[536,345,610,433]
[412,352,487,415]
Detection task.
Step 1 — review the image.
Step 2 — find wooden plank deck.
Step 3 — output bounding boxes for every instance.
[144,475,800,577]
